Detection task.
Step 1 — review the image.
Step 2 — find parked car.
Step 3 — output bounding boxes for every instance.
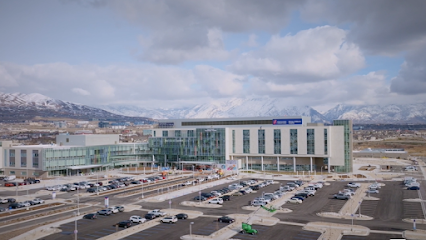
[9,203,24,209]
[251,200,267,206]
[347,183,361,188]
[176,213,188,219]
[208,198,224,204]
[144,213,156,220]
[292,196,305,201]
[114,206,125,212]
[161,216,178,224]
[148,209,166,217]
[217,216,235,223]
[0,207,5,212]
[0,198,9,204]
[97,209,112,216]
[83,213,97,219]
[221,195,231,201]
[287,197,303,204]
[20,201,31,207]
[7,198,16,203]
[107,207,119,214]
[116,220,132,228]
[333,193,350,200]
[194,196,207,201]
[407,186,420,190]
[366,189,379,194]
[130,215,146,223]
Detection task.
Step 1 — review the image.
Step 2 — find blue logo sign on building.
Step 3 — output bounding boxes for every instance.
[272,119,302,125]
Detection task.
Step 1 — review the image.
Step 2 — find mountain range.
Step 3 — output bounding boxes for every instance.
[0,92,425,124]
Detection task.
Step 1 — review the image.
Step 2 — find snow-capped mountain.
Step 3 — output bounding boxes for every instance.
[1,92,425,124]
[100,97,328,123]
[0,92,150,122]
[324,103,426,123]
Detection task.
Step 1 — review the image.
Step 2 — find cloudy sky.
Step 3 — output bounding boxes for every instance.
[1,0,425,112]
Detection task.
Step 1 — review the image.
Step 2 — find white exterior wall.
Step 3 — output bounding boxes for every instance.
[314,127,325,155]
[265,128,274,154]
[329,126,344,166]
[234,128,243,154]
[249,128,257,154]
[56,134,119,147]
[281,128,290,154]
[297,128,307,155]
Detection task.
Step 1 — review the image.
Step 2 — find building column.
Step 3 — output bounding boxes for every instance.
[246,156,249,171]
[261,156,264,171]
[310,157,313,173]
[277,156,280,172]
[293,157,296,173]
[328,157,331,173]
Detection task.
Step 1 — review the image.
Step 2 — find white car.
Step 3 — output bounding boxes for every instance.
[46,186,56,191]
[130,215,146,223]
[366,189,379,194]
[211,191,222,196]
[20,201,31,207]
[0,199,8,204]
[227,176,236,180]
[287,198,302,204]
[342,189,355,195]
[182,181,192,186]
[243,187,253,193]
[347,183,361,188]
[107,207,119,213]
[208,198,224,204]
[161,216,178,224]
[32,198,45,204]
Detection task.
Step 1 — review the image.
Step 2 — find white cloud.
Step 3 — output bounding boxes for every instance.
[72,88,91,96]
[301,0,426,55]
[193,65,245,96]
[138,28,231,64]
[0,65,18,87]
[245,34,258,47]
[230,26,365,83]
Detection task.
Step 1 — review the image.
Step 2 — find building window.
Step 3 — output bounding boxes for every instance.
[153,131,156,137]
[9,149,15,167]
[10,171,15,175]
[187,130,194,137]
[162,131,168,137]
[307,129,315,154]
[66,138,69,143]
[243,130,250,154]
[175,130,181,137]
[324,129,328,155]
[290,129,298,154]
[232,130,235,153]
[274,129,281,154]
[22,172,27,176]
[258,129,265,154]
[33,150,39,168]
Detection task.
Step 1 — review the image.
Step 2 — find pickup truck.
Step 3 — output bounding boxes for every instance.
[148,209,166,217]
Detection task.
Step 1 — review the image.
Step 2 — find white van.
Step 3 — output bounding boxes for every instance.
[4,175,16,181]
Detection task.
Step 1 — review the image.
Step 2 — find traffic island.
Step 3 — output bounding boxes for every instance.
[180,201,222,208]
[304,222,370,240]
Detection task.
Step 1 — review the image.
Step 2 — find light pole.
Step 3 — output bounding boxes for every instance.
[96,169,99,196]
[192,165,195,185]
[190,222,194,238]
[358,201,361,217]
[321,166,324,175]
[74,211,78,240]
[141,180,144,199]
[77,187,80,215]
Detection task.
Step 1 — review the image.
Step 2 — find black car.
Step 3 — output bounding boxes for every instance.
[145,213,156,220]
[86,188,97,193]
[201,193,213,199]
[117,220,132,228]
[221,195,231,201]
[193,196,207,201]
[7,198,16,203]
[83,213,97,219]
[250,185,260,190]
[294,192,309,198]
[131,181,141,185]
[9,203,23,209]
[176,213,188,219]
[218,216,235,223]
[408,186,420,190]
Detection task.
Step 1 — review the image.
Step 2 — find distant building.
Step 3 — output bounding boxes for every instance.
[353,148,408,159]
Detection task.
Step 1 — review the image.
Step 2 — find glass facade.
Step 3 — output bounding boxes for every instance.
[333,120,353,173]
[162,131,168,137]
[232,130,235,153]
[290,129,298,154]
[307,129,315,154]
[21,150,27,167]
[175,130,181,137]
[182,120,272,126]
[324,128,328,155]
[243,130,250,154]
[9,149,15,167]
[274,129,281,154]
[33,150,39,168]
[150,128,226,165]
[258,129,265,154]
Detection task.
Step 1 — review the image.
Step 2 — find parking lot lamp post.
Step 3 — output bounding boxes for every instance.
[141,180,144,199]
[321,166,324,175]
[77,187,80,215]
[96,170,99,196]
[358,201,361,217]
[192,165,195,185]
[74,211,78,240]
[190,222,194,238]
